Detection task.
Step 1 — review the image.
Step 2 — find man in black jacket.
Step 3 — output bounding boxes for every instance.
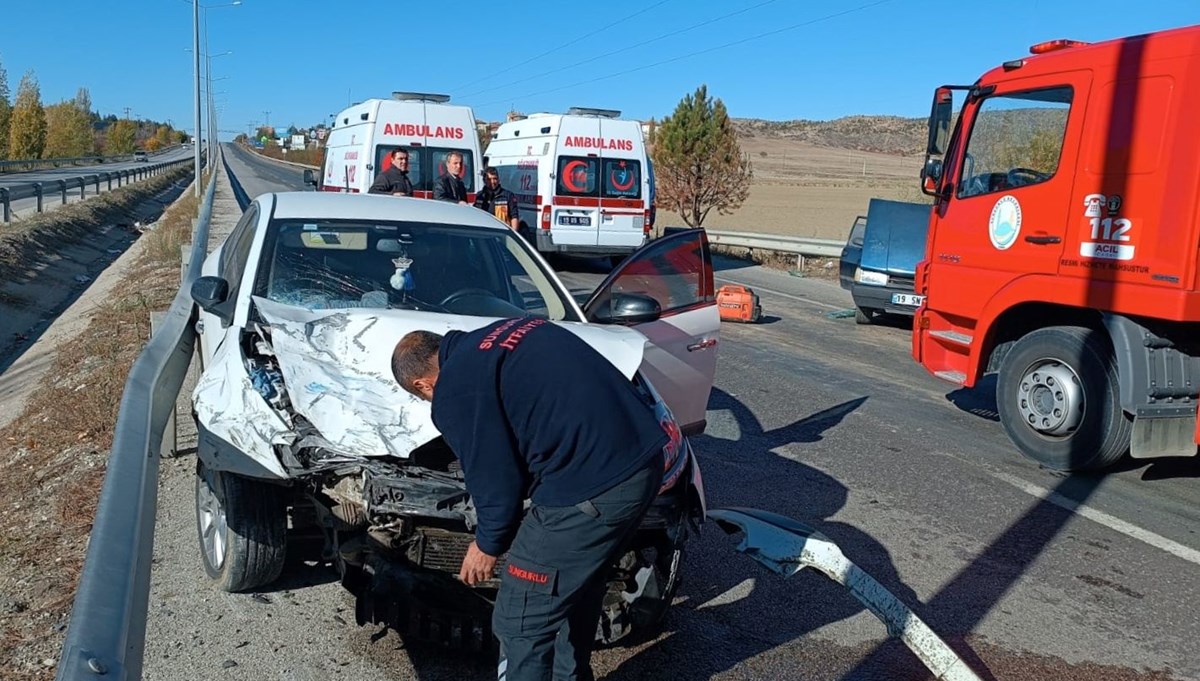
[368,148,414,196]
[392,319,666,681]
[474,166,521,231]
[433,150,469,203]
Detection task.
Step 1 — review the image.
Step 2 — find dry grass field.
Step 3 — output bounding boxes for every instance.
[657,117,931,240]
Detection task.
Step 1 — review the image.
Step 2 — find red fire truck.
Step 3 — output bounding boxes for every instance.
[912,25,1200,471]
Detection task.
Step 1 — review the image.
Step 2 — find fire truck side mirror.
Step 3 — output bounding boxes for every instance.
[921,158,943,197]
[927,87,953,156]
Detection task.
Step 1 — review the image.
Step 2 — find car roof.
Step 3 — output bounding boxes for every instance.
[264,191,508,231]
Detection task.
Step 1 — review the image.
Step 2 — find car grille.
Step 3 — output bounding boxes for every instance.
[890,274,915,288]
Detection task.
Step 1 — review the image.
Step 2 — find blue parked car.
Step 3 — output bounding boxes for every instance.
[839,198,932,325]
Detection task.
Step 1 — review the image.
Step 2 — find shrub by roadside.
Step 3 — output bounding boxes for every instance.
[246,141,323,168]
[0,169,208,681]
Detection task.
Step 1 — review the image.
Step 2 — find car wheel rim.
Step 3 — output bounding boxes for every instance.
[197,470,227,571]
[1016,359,1085,437]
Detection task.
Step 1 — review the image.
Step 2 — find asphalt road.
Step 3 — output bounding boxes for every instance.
[0,146,195,220]
[0,147,194,189]
[141,144,1200,680]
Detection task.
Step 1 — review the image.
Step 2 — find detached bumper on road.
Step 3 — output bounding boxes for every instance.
[708,507,983,681]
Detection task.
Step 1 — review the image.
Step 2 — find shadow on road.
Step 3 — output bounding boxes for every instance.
[602,388,942,680]
[945,373,1000,423]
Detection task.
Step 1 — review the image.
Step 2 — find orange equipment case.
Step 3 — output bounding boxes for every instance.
[716,284,762,323]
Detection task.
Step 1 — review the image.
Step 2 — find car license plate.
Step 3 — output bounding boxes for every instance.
[557,215,592,227]
[891,293,925,307]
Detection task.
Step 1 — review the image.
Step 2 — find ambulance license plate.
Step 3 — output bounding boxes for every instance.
[558,215,592,227]
[891,293,925,307]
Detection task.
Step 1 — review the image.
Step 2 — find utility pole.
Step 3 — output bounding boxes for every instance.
[264,111,271,129]
[192,0,201,196]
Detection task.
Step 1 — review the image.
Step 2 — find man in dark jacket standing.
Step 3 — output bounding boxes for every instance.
[474,166,521,231]
[433,150,469,203]
[367,148,414,196]
[392,319,666,681]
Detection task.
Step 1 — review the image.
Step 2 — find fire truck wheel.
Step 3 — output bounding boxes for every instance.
[996,326,1131,471]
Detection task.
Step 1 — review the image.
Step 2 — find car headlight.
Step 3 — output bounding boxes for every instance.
[854,267,889,286]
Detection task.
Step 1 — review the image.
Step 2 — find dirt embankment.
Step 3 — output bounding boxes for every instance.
[0,167,208,680]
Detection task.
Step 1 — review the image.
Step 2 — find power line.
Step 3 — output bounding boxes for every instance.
[476,0,896,109]
[452,0,673,93]
[460,0,779,101]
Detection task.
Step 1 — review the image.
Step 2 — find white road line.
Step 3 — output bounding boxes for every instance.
[715,276,846,311]
[988,469,1200,567]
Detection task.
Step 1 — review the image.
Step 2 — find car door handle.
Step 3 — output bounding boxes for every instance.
[687,338,717,352]
[1024,233,1061,245]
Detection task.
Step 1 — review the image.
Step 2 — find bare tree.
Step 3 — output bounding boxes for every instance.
[0,55,10,159]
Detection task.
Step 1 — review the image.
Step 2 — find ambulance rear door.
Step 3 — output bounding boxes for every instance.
[552,116,603,248]
[597,118,648,251]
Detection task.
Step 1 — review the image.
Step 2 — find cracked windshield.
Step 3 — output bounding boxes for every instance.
[261,220,574,320]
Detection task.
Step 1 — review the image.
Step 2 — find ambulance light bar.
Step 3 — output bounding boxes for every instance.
[392,92,452,103]
[568,107,621,118]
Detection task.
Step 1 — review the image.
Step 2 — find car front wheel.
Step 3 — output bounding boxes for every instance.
[195,461,288,592]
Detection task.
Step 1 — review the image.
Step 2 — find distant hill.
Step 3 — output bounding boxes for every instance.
[733,115,927,157]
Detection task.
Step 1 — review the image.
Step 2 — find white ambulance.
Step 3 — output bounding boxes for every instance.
[483,107,653,260]
[310,92,482,200]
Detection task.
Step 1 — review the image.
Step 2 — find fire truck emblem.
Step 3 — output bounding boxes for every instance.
[989,195,1022,250]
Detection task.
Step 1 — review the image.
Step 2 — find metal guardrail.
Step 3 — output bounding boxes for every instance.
[0,151,176,173]
[0,156,198,223]
[53,149,219,681]
[704,229,845,258]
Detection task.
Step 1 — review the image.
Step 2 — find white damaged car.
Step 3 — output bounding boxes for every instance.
[188,192,719,649]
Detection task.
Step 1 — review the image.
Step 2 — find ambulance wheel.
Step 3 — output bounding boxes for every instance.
[855,307,877,325]
[996,326,1132,472]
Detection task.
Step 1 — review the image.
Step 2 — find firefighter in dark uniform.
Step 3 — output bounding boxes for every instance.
[367,148,414,196]
[433,150,469,203]
[474,166,521,232]
[392,319,666,681]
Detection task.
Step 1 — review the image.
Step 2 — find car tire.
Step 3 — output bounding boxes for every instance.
[996,326,1131,471]
[596,537,683,646]
[195,461,287,592]
[854,307,876,325]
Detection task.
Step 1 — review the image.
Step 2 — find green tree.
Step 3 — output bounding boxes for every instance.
[106,119,137,155]
[651,85,752,228]
[8,70,47,160]
[154,124,174,150]
[43,88,94,158]
[0,56,10,159]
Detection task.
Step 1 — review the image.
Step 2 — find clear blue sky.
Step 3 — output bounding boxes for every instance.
[1,0,1196,139]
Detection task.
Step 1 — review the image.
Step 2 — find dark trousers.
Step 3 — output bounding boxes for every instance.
[493,459,661,681]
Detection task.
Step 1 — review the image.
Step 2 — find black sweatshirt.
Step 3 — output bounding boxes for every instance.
[430,317,668,556]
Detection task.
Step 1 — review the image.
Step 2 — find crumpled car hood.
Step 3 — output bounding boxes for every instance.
[245,297,647,460]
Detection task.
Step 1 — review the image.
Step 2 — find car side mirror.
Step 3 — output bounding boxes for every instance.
[591,292,662,325]
[191,276,232,324]
[303,168,318,188]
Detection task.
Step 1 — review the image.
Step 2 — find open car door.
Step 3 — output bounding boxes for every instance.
[583,229,719,434]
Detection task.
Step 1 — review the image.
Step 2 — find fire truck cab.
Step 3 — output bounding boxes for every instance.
[913,25,1200,471]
